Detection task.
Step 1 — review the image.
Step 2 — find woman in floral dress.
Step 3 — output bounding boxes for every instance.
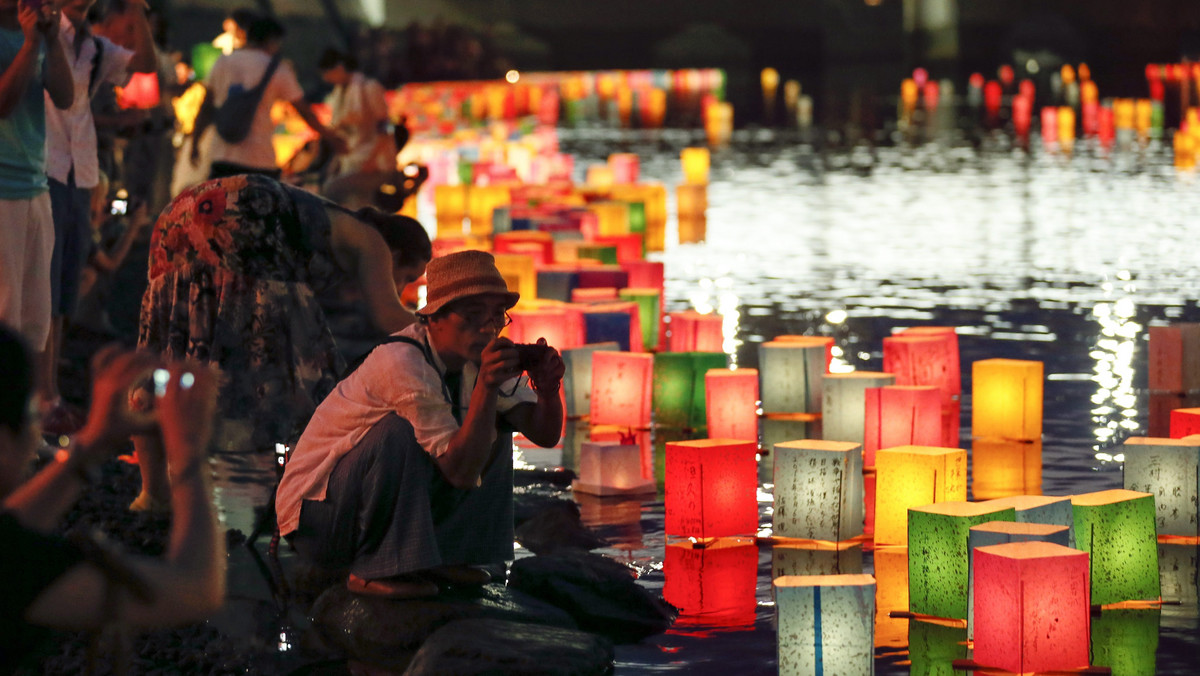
[131,174,431,510]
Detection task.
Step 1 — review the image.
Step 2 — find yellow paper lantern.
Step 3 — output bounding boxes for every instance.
[971,437,1042,499]
[492,253,537,306]
[972,358,1043,442]
[874,445,967,546]
[681,147,710,185]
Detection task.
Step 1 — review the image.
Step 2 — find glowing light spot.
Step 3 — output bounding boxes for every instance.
[505,70,520,84]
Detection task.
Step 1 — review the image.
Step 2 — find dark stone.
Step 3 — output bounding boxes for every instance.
[404,618,614,676]
[507,551,677,643]
[514,500,607,554]
[309,582,577,667]
[514,466,577,488]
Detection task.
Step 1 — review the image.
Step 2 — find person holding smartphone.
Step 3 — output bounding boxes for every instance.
[0,323,224,672]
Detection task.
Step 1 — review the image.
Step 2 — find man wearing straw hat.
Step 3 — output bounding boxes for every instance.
[276,250,564,599]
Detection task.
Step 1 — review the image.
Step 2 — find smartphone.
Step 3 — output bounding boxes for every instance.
[111,198,128,216]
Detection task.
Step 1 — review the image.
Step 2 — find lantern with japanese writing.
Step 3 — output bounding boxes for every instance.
[1158,541,1199,605]
[874,445,967,546]
[970,437,1042,499]
[1071,489,1161,605]
[907,501,1016,620]
[1122,437,1200,537]
[572,440,656,496]
[772,541,862,578]
[665,537,757,628]
[590,351,653,429]
[863,385,942,468]
[885,330,960,404]
[822,372,895,445]
[773,440,863,542]
[972,541,1090,674]
[652,352,728,431]
[561,342,619,419]
[665,439,758,539]
[667,310,723,353]
[705,368,759,443]
[972,358,1043,441]
[775,574,875,676]
[761,413,821,452]
[759,340,825,415]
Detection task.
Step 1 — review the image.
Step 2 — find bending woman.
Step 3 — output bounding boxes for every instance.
[132,174,431,510]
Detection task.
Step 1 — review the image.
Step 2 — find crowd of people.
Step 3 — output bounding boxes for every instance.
[1,1,563,671]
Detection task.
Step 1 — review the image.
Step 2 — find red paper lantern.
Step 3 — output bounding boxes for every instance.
[589,351,653,428]
[667,310,724,353]
[494,231,554,265]
[885,331,960,404]
[705,368,759,442]
[998,65,1015,87]
[1148,324,1200,393]
[984,81,1002,115]
[863,385,942,468]
[665,438,759,538]
[118,72,160,110]
[507,307,582,351]
[973,541,1090,674]
[1040,106,1058,143]
[1012,95,1033,136]
[1170,408,1200,438]
[664,537,758,628]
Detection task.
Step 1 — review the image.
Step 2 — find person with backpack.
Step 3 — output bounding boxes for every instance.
[316,47,394,181]
[191,16,344,180]
[39,0,157,437]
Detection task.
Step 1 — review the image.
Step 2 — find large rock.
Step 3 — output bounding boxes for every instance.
[508,551,677,643]
[514,499,606,555]
[310,583,577,668]
[404,618,614,676]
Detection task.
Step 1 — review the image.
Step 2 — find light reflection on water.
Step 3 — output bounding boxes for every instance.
[554,130,1200,675]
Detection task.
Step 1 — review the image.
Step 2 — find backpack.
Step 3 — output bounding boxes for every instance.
[214,54,282,144]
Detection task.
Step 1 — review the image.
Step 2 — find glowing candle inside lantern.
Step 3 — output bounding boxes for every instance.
[907,502,1017,620]
[759,340,825,415]
[1122,437,1200,537]
[972,358,1043,441]
[572,440,656,496]
[665,439,759,538]
[973,541,1091,674]
[665,537,758,628]
[863,385,942,468]
[971,437,1042,499]
[773,440,864,542]
[1071,489,1161,605]
[823,372,895,446]
[705,368,759,442]
[775,574,875,676]
[652,352,728,431]
[874,445,967,546]
[589,351,654,428]
[772,541,863,578]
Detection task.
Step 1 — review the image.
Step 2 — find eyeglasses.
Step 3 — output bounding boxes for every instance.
[451,307,512,330]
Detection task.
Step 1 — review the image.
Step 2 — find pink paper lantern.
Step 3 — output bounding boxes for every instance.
[665,439,759,538]
[863,385,942,468]
[590,351,653,428]
[705,368,759,442]
[507,307,582,351]
[973,541,1090,674]
[667,310,724,353]
[882,333,958,405]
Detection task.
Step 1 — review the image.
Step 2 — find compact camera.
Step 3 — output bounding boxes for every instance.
[514,343,554,372]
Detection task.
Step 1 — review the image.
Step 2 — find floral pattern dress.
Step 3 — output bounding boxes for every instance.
[138,175,348,452]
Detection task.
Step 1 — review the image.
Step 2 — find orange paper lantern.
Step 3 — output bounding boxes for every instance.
[972,358,1043,441]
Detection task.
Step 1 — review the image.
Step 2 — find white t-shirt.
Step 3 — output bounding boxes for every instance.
[275,322,537,536]
[44,19,133,188]
[205,48,304,170]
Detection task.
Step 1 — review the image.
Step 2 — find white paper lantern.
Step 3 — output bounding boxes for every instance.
[773,440,864,542]
[572,441,657,496]
[561,342,620,418]
[759,341,825,414]
[823,371,896,445]
[1122,436,1200,537]
[775,574,876,676]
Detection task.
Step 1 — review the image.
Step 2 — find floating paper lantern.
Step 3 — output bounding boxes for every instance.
[1091,608,1160,676]
[1122,437,1200,537]
[434,184,467,236]
[973,541,1090,674]
[772,541,863,578]
[582,301,642,352]
[507,307,581,351]
[705,368,759,442]
[585,163,615,187]
[822,372,895,445]
[117,72,160,109]
[775,574,875,676]
[594,233,643,263]
[884,331,960,403]
[572,440,656,496]
[970,437,1042,499]
[652,352,728,431]
[492,253,537,305]
[872,546,909,648]
[1158,541,1199,605]
[759,340,825,415]
[874,445,967,546]
[466,185,510,236]
[664,438,759,538]
[575,244,618,265]
[617,288,660,351]
[1150,391,1200,437]
[608,153,639,184]
[667,310,723,353]
[1148,324,1200,393]
[536,269,579,303]
[773,440,863,542]
[966,521,1072,638]
[1071,489,1160,605]
[863,385,941,468]
[1170,407,1200,438]
[972,358,1043,441]
[773,335,834,372]
[494,231,554,265]
[909,618,968,676]
[589,201,630,237]
[980,494,1075,546]
[589,351,653,428]
[907,502,1016,620]
[665,537,758,628]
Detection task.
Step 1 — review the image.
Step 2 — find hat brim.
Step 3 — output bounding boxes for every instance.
[417,287,520,316]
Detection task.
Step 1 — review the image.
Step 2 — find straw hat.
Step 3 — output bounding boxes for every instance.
[417,250,519,316]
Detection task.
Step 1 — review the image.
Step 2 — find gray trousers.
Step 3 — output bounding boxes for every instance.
[291,413,514,579]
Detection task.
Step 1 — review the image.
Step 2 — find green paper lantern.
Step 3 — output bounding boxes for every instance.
[908,618,967,676]
[1072,489,1161,605]
[190,43,222,82]
[652,352,727,431]
[907,501,1016,620]
[625,201,646,234]
[576,244,618,265]
[617,287,660,351]
[1090,607,1160,676]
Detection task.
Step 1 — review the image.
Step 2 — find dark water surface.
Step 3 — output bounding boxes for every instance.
[215,128,1200,674]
